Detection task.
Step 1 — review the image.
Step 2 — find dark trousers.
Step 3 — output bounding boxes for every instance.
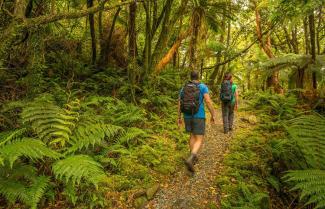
[221,102,234,133]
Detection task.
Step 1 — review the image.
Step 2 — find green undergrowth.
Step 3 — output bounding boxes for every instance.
[217,92,325,209]
[0,72,189,208]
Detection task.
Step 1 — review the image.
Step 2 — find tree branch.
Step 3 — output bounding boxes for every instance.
[204,24,277,70]
[23,0,135,29]
[203,40,257,70]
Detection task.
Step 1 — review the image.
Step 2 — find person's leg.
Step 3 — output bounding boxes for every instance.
[185,119,205,172]
[229,104,235,131]
[222,102,230,133]
[191,135,204,154]
[189,133,195,152]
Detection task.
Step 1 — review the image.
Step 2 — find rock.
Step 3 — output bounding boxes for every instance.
[240,115,258,125]
[134,196,148,209]
[248,115,258,124]
[146,183,160,200]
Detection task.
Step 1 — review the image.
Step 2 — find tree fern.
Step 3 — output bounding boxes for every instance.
[0,138,61,167]
[284,170,325,209]
[52,155,107,187]
[260,54,325,71]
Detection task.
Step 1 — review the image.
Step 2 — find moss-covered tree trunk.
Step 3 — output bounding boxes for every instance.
[309,12,317,89]
[128,1,137,103]
[87,0,96,65]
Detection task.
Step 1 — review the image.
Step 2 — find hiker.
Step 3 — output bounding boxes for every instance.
[178,70,216,173]
[220,72,238,134]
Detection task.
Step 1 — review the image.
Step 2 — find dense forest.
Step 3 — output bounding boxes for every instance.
[0,0,324,208]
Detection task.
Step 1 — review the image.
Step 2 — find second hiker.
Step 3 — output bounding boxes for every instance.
[220,72,238,134]
[178,71,216,173]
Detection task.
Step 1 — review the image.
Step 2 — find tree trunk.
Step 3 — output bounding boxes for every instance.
[296,68,305,89]
[151,0,174,66]
[291,25,299,54]
[143,0,152,76]
[200,59,204,79]
[283,26,293,53]
[303,18,310,55]
[154,30,189,74]
[87,0,96,65]
[208,8,226,86]
[98,0,103,41]
[247,70,251,90]
[316,7,322,55]
[254,4,282,93]
[309,12,317,89]
[98,7,121,67]
[128,1,137,102]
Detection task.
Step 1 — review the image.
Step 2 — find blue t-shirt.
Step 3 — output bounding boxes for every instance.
[180,83,209,119]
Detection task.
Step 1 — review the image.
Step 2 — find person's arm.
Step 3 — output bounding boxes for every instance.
[235,89,239,110]
[204,93,216,123]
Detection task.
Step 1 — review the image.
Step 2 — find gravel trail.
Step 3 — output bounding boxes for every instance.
[146,111,231,209]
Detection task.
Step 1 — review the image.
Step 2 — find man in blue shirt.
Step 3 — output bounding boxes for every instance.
[178,71,216,173]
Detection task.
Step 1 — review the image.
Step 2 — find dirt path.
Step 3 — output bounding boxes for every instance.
[146,111,231,209]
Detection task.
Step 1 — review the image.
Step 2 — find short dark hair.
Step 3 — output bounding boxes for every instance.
[223,72,232,80]
[190,71,199,80]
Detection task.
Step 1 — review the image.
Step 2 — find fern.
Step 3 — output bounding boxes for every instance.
[67,117,123,153]
[117,127,147,146]
[0,128,26,146]
[21,99,79,146]
[0,164,49,209]
[0,177,28,205]
[104,100,146,126]
[52,155,107,187]
[284,170,325,209]
[285,114,325,169]
[27,175,50,209]
[0,138,61,167]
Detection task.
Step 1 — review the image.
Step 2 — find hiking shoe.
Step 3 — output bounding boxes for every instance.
[193,155,198,165]
[185,158,195,173]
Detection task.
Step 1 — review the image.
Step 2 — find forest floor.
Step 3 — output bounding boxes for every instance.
[146,110,234,209]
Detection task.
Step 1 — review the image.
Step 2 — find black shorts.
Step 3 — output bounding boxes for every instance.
[184,118,206,135]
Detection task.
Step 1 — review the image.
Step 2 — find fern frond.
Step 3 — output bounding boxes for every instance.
[0,177,27,204]
[0,164,49,208]
[286,114,325,169]
[0,138,61,167]
[21,99,79,146]
[105,100,146,126]
[0,128,26,147]
[66,116,123,153]
[284,169,325,209]
[117,127,147,146]
[52,155,106,187]
[27,175,50,209]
